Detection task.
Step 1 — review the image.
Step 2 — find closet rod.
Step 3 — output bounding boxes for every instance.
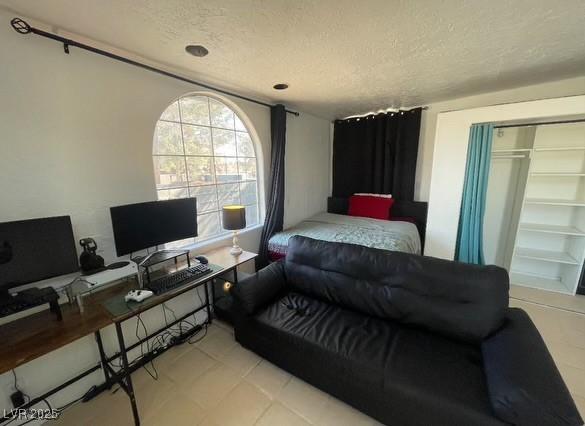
[494,118,585,129]
[9,17,300,117]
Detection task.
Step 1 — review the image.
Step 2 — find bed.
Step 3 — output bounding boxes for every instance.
[268,197,428,261]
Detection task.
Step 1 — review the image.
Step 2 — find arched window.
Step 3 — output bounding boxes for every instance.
[153,94,260,243]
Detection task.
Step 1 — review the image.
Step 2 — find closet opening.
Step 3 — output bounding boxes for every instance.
[484,115,585,295]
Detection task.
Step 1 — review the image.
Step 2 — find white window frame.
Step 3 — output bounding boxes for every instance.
[152,92,265,245]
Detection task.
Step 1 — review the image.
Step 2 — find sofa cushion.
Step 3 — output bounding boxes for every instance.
[254,291,400,388]
[383,323,496,423]
[284,236,509,343]
[237,291,502,426]
[232,261,286,315]
[482,309,583,426]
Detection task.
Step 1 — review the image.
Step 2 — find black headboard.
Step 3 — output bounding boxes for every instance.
[327,197,428,253]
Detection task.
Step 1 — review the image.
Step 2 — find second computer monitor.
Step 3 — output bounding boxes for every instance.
[110,198,198,257]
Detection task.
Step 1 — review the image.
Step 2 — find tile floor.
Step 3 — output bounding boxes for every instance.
[510,284,585,315]
[53,322,380,426]
[509,298,585,417]
[54,297,585,425]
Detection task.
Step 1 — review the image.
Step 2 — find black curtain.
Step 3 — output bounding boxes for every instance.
[257,104,287,269]
[332,108,422,200]
[578,263,585,295]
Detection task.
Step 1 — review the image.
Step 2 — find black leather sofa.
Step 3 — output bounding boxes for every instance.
[232,236,583,426]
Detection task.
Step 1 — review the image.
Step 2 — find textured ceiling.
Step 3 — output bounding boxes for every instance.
[1,0,584,119]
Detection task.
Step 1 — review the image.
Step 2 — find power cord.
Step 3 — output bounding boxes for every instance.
[54,386,97,412]
[188,323,208,344]
[3,291,211,424]
[11,369,30,405]
[135,314,158,380]
[2,380,98,426]
[188,288,208,344]
[66,289,210,400]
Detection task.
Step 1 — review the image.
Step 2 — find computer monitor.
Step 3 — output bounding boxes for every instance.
[110,198,198,257]
[0,216,79,296]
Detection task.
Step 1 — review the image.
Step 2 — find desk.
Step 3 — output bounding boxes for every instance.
[0,247,257,426]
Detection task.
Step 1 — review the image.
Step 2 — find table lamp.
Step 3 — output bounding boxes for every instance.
[222,205,246,255]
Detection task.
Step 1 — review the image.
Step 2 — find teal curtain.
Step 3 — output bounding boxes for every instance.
[456,124,494,264]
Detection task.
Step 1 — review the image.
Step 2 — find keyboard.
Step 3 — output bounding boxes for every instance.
[145,264,213,295]
[0,300,30,316]
[0,287,60,318]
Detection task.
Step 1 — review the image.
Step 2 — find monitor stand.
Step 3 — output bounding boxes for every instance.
[131,249,191,269]
[131,249,191,288]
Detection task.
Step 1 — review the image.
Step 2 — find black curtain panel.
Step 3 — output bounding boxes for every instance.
[332,108,422,200]
[577,263,585,295]
[257,104,287,269]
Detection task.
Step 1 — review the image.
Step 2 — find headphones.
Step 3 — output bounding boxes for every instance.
[79,238,105,274]
[80,238,98,254]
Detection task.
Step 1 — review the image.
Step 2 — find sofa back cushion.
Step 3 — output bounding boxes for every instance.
[284,236,509,343]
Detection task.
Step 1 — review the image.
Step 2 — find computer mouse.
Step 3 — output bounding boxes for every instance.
[195,255,208,264]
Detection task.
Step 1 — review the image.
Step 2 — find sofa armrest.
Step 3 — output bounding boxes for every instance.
[232,261,287,315]
[482,308,583,426]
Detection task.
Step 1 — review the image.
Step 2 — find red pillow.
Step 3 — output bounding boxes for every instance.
[348,195,394,220]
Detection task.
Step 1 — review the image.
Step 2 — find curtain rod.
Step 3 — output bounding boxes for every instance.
[10,18,300,117]
[494,118,585,129]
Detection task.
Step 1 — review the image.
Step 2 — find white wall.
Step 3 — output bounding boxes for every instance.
[415,76,585,201]
[0,14,269,261]
[284,113,331,228]
[425,95,585,260]
[483,127,534,268]
[0,9,330,418]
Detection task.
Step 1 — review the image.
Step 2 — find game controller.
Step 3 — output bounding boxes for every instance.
[124,289,154,303]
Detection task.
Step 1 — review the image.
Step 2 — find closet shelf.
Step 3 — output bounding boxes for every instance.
[519,223,585,236]
[492,148,532,153]
[534,146,585,152]
[510,272,573,295]
[525,198,585,207]
[530,172,585,177]
[515,248,580,265]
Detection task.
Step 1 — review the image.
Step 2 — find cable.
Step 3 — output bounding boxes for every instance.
[53,275,85,300]
[188,323,208,345]
[164,302,191,335]
[195,287,205,306]
[161,304,180,337]
[112,295,209,379]
[162,303,178,322]
[3,300,211,425]
[11,369,30,404]
[43,399,52,411]
[54,387,95,412]
[158,298,206,347]
[1,390,81,426]
[133,313,158,380]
